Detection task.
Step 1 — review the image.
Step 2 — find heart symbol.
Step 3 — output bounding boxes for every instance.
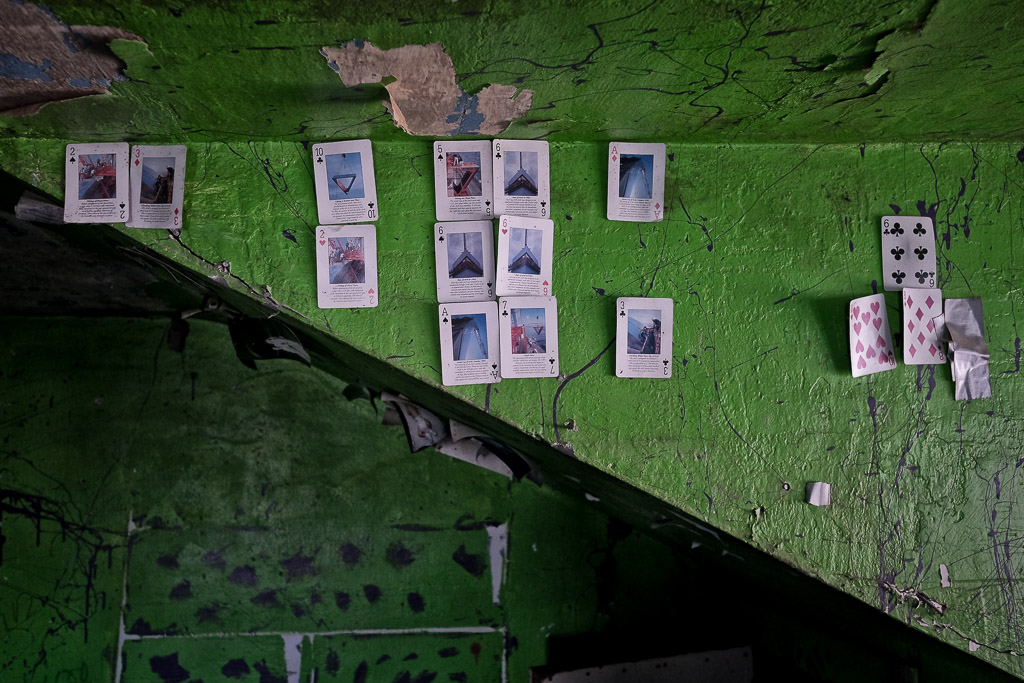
[872,317,882,331]
[879,352,888,364]
[502,229,508,234]
[368,288,375,294]
[861,312,870,324]
[854,323,862,336]
[852,306,860,319]
[870,301,880,314]
[876,335,887,348]
[867,346,876,359]
[543,280,549,286]
[855,339,864,353]
[857,356,867,369]
[319,239,325,245]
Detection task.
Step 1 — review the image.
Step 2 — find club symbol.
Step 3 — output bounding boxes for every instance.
[502,310,508,317]
[495,151,502,158]
[914,270,928,284]
[891,222,904,236]
[368,202,375,209]
[316,156,323,164]
[662,359,669,366]
[913,223,927,236]
[892,270,906,284]
[620,310,625,317]
[914,246,929,260]
[890,246,905,261]
[548,358,555,364]
[541,201,547,207]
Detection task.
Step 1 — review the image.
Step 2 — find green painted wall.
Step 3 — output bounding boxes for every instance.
[3,0,1024,678]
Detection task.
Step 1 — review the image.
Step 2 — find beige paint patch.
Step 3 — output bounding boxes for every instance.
[321,42,533,137]
[0,2,142,115]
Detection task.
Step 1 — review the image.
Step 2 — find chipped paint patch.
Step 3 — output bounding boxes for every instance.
[320,42,532,136]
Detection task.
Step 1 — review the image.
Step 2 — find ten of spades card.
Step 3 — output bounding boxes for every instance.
[498,296,559,379]
[615,297,674,378]
[315,224,378,308]
[127,145,187,229]
[313,140,379,225]
[64,143,130,224]
[491,139,550,219]
[433,140,494,221]
[439,302,501,386]
[849,293,897,377]
[881,216,936,291]
[606,142,666,223]
[903,288,946,365]
[434,221,495,303]
[494,215,554,297]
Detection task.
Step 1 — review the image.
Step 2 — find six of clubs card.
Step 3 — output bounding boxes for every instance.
[881,216,936,291]
[64,143,130,224]
[495,215,554,297]
[492,139,550,219]
[316,224,378,308]
[313,140,379,225]
[498,296,559,378]
[607,142,665,223]
[849,293,896,377]
[439,302,501,386]
[127,145,186,229]
[616,298,673,378]
[433,140,494,221]
[434,221,495,303]
[903,288,945,365]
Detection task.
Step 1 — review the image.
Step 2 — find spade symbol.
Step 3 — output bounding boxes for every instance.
[437,153,443,160]
[443,317,448,323]
[485,200,491,206]
[438,235,444,242]
[487,281,492,287]
[491,363,497,369]
[119,203,125,209]
[70,157,76,164]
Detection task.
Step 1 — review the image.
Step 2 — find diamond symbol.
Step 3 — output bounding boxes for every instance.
[908,321,915,333]
[906,295,914,307]
[929,343,937,356]
[612,155,617,162]
[926,320,934,332]
[918,332,926,344]
[915,308,924,321]
[925,296,935,308]
[910,346,917,357]
[134,159,140,166]
[655,202,661,209]
[174,208,179,215]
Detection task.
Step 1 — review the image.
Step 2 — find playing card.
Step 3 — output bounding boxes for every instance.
[63,143,130,223]
[492,139,550,219]
[434,221,495,303]
[315,224,378,308]
[495,215,554,297]
[606,142,666,222]
[312,140,378,225]
[126,145,186,229]
[881,216,936,291]
[498,296,559,378]
[439,302,501,386]
[903,288,946,365]
[433,140,494,221]
[849,293,897,377]
[615,297,673,378]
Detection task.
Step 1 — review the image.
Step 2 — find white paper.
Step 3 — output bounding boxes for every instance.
[63,143,130,223]
[126,145,186,229]
[849,293,897,377]
[806,482,832,506]
[881,216,936,292]
[615,297,673,378]
[903,288,946,365]
[439,301,501,386]
[495,215,554,297]
[434,221,495,303]
[491,139,550,219]
[312,140,378,225]
[498,296,559,379]
[315,224,378,308]
[606,142,665,222]
[433,140,494,221]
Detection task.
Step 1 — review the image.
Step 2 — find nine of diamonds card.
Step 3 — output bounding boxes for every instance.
[615,297,673,378]
[881,215,936,291]
[607,142,666,223]
[492,139,550,219]
[433,140,494,221]
[439,302,501,386]
[315,224,378,308]
[434,221,495,303]
[64,143,130,223]
[313,140,379,225]
[498,296,559,379]
[495,215,554,297]
[903,288,946,365]
[126,145,186,230]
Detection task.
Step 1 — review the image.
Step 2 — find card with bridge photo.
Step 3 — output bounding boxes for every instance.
[434,221,496,303]
[63,142,130,224]
[315,224,378,308]
[606,142,666,223]
[312,139,378,225]
[615,297,673,378]
[433,140,494,222]
[494,215,554,297]
[491,139,550,219]
[439,301,501,386]
[498,296,559,379]
[126,145,187,230]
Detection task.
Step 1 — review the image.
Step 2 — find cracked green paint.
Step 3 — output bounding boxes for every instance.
[2,0,1024,678]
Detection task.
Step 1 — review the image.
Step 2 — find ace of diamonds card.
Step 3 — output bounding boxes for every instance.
[64,143,130,223]
[127,145,186,230]
[439,302,501,386]
[498,296,559,379]
[315,224,378,308]
[312,140,379,225]
[607,142,665,223]
[615,297,674,378]
[433,140,493,221]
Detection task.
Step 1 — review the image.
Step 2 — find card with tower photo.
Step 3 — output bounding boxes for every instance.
[606,142,665,223]
[433,140,494,221]
[498,296,559,379]
[494,215,554,297]
[615,297,674,378]
[312,140,379,225]
[881,215,936,291]
[63,142,130,223]
[491,139,550,219]
[127,145,187,229]
[434,221,496,303]
[438,301,501,386]
[315,224,378,308]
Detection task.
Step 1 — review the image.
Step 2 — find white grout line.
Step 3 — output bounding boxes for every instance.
[122,625,504,641]
[487,523,508,605]
[112,510,134,683]
[283,633,303,683]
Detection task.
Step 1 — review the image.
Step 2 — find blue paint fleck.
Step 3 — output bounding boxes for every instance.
[95,77,112,87]
[61,30,79,54]
[445,91,485,135]
[0,54,53,81]
[69,77,91,88]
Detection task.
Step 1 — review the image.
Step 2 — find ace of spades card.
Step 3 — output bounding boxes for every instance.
[903,288,946,365]
[63,142,130,223]
[881,215,936,291]
[438,302,501,386]
[312,140,379,225]
[849,293,897,377]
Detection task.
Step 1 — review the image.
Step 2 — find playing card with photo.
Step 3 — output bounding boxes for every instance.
[849,293,897,377]
[433,140,494,221]
[615,297,673,378]
[126,145,186,229]
[492,139,550,219]
[606,142,666,223]
[495,215,554,297]
[498,296,559,378]
[63,143,130,223]
[903,288,945,365]
[439,302,501,386]
[313,140,378,225]
[434,221,495,303]
[315,224,378,308]
[881,216,936,291]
